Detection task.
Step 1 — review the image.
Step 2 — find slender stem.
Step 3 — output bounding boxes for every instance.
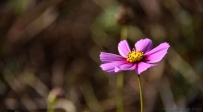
[47,94,56,112]
[117,25,128,112]
[121,25,128,40]
[47,102,54,112]
[117,73,124,112]
[138,75,144,112]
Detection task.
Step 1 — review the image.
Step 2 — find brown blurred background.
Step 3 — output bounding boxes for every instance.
[0,0,203,112]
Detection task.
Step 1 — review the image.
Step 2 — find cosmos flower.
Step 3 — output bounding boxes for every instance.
[100,38,170,74]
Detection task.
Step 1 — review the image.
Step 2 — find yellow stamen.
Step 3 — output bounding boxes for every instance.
[127,49,144,63]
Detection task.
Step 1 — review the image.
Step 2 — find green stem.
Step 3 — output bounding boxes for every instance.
[117,25,128,112]
[47,94,57,112]
[117,73,124,112]
[121,25,128,40]
[47,102,54,112]
[138,75,144,112]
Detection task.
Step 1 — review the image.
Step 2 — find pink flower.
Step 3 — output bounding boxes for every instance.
[100,38,170,74]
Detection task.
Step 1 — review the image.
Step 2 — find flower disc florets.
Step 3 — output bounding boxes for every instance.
[127,48,144,63]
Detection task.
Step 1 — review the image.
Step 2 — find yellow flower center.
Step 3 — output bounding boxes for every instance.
[126,49,145,63]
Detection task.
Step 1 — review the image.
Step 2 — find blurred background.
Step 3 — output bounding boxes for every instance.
[0,0,203,112]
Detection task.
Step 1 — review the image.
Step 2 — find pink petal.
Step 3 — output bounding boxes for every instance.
[135,38,153,53]
[145,43,170,63]
[100,52,125,63]
[115,63,136,72]
[136,62,157,74]
[100,61,126,74]
[118,40,131,58]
